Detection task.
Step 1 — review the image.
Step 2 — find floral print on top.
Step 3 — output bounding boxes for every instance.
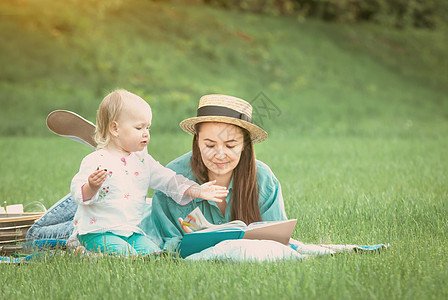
[70,149,199,238]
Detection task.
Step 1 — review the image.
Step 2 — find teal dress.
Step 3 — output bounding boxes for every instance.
[140,151,288,251]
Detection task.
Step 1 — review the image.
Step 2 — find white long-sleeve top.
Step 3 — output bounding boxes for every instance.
[71,149,198,237]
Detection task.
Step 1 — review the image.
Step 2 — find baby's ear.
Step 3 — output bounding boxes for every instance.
[109,121,119,137]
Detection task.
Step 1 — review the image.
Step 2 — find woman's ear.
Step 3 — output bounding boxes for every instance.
[109,121,119,137]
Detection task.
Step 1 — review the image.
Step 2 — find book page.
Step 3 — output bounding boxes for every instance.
[198,220,247,233]
[182,207,214,231]
[243,219,297,245]
[247,220,291,229]
[182,207,248,232]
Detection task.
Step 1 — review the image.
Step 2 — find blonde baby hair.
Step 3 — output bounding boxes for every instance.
[94,89,146,149]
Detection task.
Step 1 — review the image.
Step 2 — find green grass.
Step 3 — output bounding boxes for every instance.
[1,134,447,299]
[1,0,448,299]
[2,252,443,299]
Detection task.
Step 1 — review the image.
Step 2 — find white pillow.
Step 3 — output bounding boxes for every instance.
[185,239,305,262]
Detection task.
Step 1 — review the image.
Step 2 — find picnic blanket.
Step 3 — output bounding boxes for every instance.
[185,240,388,262]
[1,238,388,263]
[0,239,66,264]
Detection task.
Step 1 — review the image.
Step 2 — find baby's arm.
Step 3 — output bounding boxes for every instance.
[81,169,108,201]
[144,153,228,205]
[185,180,228,203]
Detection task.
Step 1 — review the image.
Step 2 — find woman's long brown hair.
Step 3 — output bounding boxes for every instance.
[191,124,262,224]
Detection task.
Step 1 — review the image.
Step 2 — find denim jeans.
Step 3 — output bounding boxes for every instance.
[26,193,77,241]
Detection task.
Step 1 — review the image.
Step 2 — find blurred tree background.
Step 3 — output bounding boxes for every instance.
[0,0,447,137]
[205,0,448,29]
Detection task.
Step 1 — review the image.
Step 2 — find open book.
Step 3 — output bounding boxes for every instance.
[178,207,297,258]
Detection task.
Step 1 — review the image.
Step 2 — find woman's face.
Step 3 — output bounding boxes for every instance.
[197,122,245,180]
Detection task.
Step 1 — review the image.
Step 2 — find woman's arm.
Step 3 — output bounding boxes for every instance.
[150,189,195,251]
[256,160,288,221]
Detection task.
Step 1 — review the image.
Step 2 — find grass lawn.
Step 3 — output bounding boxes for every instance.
[0,0,447,299]
[1,133,447,299]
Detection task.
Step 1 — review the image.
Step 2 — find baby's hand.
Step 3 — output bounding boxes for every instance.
[197,180,228,203]
[82,169,108,201]
[88,169,108,190]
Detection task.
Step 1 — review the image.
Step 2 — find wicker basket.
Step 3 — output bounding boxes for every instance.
[0,213,44,256]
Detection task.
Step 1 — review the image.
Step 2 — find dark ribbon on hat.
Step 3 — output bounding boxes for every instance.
[197,105,252,123]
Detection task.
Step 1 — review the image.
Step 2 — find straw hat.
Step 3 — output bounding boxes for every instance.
[179,94,267,143]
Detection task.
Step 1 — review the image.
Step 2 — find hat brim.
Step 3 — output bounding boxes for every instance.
[46,110,97,149]
[179,116,267,144]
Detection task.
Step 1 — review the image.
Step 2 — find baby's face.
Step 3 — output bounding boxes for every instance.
[114,98,152,154]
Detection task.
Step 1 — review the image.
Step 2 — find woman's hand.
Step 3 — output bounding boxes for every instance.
[178,217,193,233]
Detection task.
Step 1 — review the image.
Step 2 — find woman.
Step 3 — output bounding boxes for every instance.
[145,94,289,251]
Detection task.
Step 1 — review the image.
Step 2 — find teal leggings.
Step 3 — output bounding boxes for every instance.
[78,232,160,256]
